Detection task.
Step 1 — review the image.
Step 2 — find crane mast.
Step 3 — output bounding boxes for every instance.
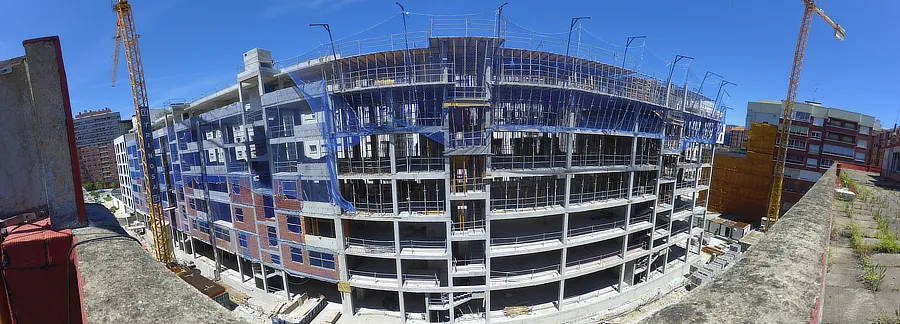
[765,0,844,230]
[113,0,175,269]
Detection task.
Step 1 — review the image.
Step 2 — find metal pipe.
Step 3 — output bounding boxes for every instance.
[621,36,646,70]
[310,23,341,91]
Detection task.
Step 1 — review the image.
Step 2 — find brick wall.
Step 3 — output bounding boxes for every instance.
[274,179,301,210]
[232,205,256,233]
[280,243,339,281]
[276,211,302,243]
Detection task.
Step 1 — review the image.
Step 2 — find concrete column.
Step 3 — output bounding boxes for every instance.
[190,236,197,258]
[394,221,405,321]
[282,270,291,299]
[237,256,245,283]
[398,291,407,323]
[261,264,270,293]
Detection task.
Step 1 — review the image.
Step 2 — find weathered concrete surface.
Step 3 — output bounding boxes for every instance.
[641,168,836,324]
[0,37,83,226]
[75,204,246,324]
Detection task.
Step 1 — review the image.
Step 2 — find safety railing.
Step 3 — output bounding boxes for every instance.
[630,215,651,224]
[627,241,649,253]
[675,181,695,190]
[635,155,660,165]
[337,158,391,174]
[348,270,398,281]
[491,231,562,247]
[273,161,298,173]
[490,194,565,211]
[632,185,655,197]
[569,187,628,205]
[346,237,396,254]
[663,139,681,152]
[227,160,249,172]
[337,63,450,92]
[396,157,444,172]
[402,273,440,286]
[350,200,393,214]
[269,124,294,138]
[399,240,447,250]
[451,219,486,233]
[565,250,621,269]
[490,264,560,283]
[452,176,485,193]
[568,220,626,238]
[452,258,485,269]
[397,200,445,215]
[571,154,631,167]
[491,155,566,170]
[660,166,678,179]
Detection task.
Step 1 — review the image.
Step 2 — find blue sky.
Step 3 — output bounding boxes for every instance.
[1,0,897,127]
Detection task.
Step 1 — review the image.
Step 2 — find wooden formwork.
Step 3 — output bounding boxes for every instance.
[709,123,778,223]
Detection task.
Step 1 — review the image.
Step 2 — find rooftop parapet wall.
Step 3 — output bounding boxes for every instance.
[643,166,836,324]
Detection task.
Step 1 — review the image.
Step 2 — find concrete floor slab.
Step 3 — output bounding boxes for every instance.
[871,254,900,267]
[822,287,875,324]
[829,246,857,266]
[826,263,864,289]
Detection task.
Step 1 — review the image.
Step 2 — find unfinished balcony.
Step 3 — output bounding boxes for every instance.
[490,176,565,215]
[450,156,486,197]
[490,132,567,170]
[565,238,625,277]
[490,251,562,288]
[340,179,393,215]
[397,179,446,217]
[569,173,629,209]
[490,216,564,256]
[562,266,621,308]
[635,137,661,166]
[337,134,391,175]
[572,134,632,168]
[398,222,448,258]
[489,282,560,321]
[633,170,658,199]
[567,207,628,245]
[347,256,399,289]
[624,231,651,260]
[450,201,486,239]
[395,133,445,173]
[451,241,486,277]
[344,220,396,257]
[401,260,448,289]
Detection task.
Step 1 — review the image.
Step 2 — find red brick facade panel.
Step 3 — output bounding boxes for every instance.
[231,176,253,205]
[237,230,260,261]
[276,212,302,243]
[274,179,301,210]
[232,205,257,233]
[280,243,339,280]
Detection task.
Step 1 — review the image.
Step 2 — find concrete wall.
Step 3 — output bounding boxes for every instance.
[642,166,836,324]
[0,37,85,227]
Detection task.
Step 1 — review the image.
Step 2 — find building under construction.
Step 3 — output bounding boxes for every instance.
[116,14,724,323]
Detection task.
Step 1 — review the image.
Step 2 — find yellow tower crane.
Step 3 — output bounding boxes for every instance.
[112,0,176,269]
[765,0,845,231]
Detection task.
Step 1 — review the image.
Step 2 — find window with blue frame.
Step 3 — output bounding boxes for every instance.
[309,251,335,269]
[267,226,277,246]
[239,233,248,248]
[231,178,241,194]
[290,247,303,263]
[301,180,331,202]
[286,216,301,233]
[207,175,228,193]
[191,219,198,230]
[214,226,231,242]
[281,181,298,199]
[189,198,196,210]
[271,253,281,265]
[235,208,244,222]
[198,220,210,234]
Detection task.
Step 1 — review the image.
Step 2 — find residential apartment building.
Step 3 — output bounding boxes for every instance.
[746,100,877,210]
[75,108,127,188]
[117,28,723,322]
[114,133,136,213]
[723,125,747,149]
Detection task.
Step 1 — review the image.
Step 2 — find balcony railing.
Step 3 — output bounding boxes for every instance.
[491,155,566,170]
[569,187,628,205]
[348,270,398,281]
[490,264,560,283]
[350,200,393,214]
[397,200,445,214]
[346,237,396,254]
[571,154,631,167]
[491,231,562,246]
[396,157,444,172]
[568,220,626,237]
[633,185,655,197]
[490,194,565,211]
[565,250,621,269]
[399,240,446,250]
[338,159,390,174]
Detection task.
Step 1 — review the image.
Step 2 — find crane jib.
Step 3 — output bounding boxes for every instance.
[138,105,161,204]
